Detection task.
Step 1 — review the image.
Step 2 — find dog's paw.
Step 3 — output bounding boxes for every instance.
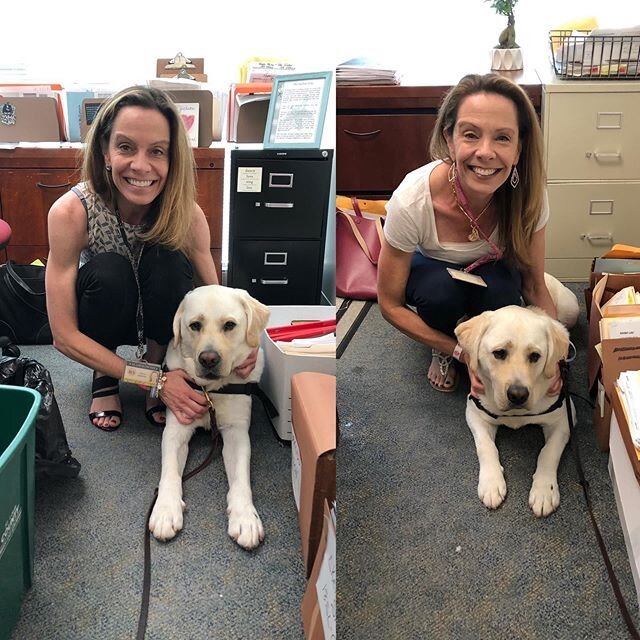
[228,504,264,550]
[529,476,560,517]
[149,492,186,541]
[478,468,507,510]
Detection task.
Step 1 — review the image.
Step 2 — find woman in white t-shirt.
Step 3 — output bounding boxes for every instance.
[378,73,557,393]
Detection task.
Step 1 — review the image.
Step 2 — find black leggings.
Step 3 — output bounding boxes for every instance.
[405,253,522,337]
[76,247,194,349]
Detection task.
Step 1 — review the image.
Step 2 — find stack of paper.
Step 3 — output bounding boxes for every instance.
[241,59,296,83]
[268,320,336,357]
[616,371,640,451]
[600,287,640,339]
[336,58,401,86]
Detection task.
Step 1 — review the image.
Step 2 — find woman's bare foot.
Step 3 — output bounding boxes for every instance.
[427,350,458,393]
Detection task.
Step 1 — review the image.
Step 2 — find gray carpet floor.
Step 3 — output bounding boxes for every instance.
[9,346,305,640]
[338,284,640,639]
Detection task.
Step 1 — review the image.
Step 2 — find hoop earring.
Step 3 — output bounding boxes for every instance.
[510,165,519,189]
[106,165,112,172]
[448,161,457,183]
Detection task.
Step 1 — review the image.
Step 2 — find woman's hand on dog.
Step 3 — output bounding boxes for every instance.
[234,348,259,378]
[462,353,485,398]
[546,365,563,397]
[160,369,208,425]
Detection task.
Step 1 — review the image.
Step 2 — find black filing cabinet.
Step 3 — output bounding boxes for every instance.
[227,148,333,304]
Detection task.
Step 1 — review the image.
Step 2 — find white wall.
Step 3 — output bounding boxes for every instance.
[2,1,637,87]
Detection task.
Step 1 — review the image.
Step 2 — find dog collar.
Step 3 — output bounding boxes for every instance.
[185,379,279,420]
[469,392,566,420]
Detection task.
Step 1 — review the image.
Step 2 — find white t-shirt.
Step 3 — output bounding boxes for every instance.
[384,160,549,266]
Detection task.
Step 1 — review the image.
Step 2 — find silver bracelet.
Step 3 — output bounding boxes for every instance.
[150,373,167,399]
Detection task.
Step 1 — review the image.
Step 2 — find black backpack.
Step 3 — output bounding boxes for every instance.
[0,337,81,478]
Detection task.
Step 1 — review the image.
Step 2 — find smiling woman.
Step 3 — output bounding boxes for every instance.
[377,73,557,396]
[43,85,255,436]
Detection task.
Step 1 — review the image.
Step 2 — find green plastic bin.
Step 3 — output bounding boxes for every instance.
[0,385,40,640]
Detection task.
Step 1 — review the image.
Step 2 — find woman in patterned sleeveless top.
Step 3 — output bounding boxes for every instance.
[46,85,255,431]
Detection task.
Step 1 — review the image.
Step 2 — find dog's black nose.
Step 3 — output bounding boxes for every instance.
[507,384,529,406]
[198,350,221,370]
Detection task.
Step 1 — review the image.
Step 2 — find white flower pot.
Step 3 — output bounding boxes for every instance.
[490,48,523,71]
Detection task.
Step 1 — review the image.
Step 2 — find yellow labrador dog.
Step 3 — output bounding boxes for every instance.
[455,305,573,517]
[149,285,270,549]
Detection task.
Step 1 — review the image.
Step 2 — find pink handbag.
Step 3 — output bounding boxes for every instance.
[336,197,384,301]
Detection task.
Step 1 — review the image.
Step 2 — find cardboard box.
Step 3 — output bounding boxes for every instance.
[291,372,336,576]
[609,392,640,611]
[586,274,640,449]
[261,306,335,441]
[301,499,336,640]
[588,273,640,393]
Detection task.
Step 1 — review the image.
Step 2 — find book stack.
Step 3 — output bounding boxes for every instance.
[336,58,401,86]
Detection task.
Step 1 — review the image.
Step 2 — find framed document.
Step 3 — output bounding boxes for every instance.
[263,71,332,149]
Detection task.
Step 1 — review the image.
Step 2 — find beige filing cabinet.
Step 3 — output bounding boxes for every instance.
[541,76,640,281]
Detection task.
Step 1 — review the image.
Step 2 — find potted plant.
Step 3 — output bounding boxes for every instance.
[486,0,523,70]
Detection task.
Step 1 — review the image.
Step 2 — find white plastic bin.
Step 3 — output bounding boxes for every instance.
[260,306,336,440]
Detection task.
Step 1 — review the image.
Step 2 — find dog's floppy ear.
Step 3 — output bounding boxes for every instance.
[171,294,188,348]
[237,290,270,347]
[454,311,493,371]
[544,316,570,379]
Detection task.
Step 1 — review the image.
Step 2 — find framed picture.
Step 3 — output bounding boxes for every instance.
[263,71,332,149]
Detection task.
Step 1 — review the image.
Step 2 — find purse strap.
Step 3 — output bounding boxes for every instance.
[350,196,364,218]
[337,208,384,265]
[3,261,48,315]
[5,260,44,297]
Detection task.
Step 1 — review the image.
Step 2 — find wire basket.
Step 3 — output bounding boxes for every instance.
[549,30,640,79]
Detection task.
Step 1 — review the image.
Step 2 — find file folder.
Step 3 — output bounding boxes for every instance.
[0,96,63,142]
[227,83,272,143]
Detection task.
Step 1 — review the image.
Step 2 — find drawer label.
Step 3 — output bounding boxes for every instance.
[237,167,262,192]
[597,112,622,129]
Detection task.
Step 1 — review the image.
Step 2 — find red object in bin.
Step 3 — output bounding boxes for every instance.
[266,319,336,342]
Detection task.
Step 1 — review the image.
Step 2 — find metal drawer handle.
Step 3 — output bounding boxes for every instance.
[585,151,621,161]
[343,129,382,137]
[36,181,71,189]
[260,278,288,285]
[580,233,613,242]
[265,202,294,208]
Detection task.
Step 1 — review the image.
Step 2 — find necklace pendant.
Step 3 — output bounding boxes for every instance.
[468,227,480,242]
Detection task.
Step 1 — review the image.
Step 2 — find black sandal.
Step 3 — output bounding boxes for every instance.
[89,374,123,431]
[144,403,166,428]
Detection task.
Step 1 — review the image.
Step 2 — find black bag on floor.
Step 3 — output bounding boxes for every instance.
[0,260,52,345]
[0,337,81,478]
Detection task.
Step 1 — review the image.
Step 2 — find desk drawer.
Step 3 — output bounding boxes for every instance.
[336,114,436,194]
[545,92,640,181]
[228,239,322,305]
[546,182,640,259]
